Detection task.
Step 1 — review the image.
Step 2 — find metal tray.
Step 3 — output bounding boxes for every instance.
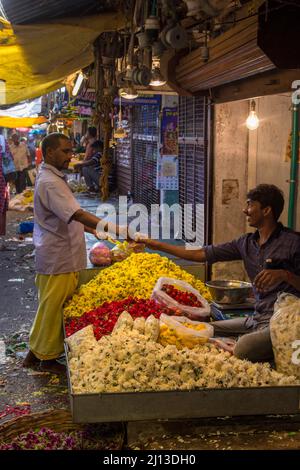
[64,344,300,423]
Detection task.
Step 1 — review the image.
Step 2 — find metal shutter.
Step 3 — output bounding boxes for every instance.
[178,96,208,244]
[175,15,275,93]
[132,104,160,211]
[115,106,132,196]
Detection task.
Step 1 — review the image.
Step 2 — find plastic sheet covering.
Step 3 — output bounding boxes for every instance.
[0,116,47,128]
[0,13,124,105]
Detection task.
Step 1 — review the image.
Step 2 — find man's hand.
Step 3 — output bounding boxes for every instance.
[117,225,130,240]
[95,230,108,240]
[74,163,82,171]
[134,233,149,243]
[253,269,287,292]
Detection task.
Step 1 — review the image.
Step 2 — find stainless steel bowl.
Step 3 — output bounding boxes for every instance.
[205,280,253,305]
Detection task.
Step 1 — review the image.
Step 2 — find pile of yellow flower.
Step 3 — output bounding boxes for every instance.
[64,253,211,318]
[21,189,34,205]
[159,321,210,349]
[9,188,34,211]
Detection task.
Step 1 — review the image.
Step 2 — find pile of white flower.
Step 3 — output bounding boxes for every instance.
[270,293,300,379]
[66,313,298,394]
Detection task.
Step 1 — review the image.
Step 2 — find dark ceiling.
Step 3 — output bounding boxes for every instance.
[0,0,118,25]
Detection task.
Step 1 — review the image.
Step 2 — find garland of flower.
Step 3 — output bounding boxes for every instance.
[93,38,114,201]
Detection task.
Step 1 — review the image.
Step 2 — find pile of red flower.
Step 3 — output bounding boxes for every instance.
[65,297,171,340]
[161,284,203,307]
[0,404,31,420]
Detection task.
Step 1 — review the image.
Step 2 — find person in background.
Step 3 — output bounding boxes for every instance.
[0,127,5,156]
[83,126,97,161]
[74,140,103,193]
[22,133,127,373]
[27,135,37,166]
[0,131,9,241]
[137,184,300,363]
[35,141,43,170]
[9,133,30,193]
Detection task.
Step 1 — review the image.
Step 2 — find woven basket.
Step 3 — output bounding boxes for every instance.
[0,410,79,443]
[0,409,124,449]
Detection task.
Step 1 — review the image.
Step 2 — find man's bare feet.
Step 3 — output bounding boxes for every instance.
[39,360,66,374]
[22,350,40,368]
[23,351,66,374]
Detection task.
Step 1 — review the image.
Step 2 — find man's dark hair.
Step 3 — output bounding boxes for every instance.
[247,184,284,221]
[87,126,97,138]
[41,133,69,159]
[91,140,103,151]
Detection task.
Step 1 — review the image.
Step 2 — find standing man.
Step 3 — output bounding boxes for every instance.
[138,184,300,363]
[27,135,37,166]
[9,133,30,193]
[23,133,124,373]
[0,130,9,238]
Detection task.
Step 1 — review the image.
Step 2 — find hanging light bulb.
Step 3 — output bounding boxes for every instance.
[72,72,85,96]
[149,67,166,87]
[246,100,260,130]
[119,85,138,100]
[114,94,127,139]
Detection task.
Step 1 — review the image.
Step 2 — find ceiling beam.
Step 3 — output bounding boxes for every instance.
[210,68,300,103]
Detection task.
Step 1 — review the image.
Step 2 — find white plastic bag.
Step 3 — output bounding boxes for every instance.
[144,315,160,342]
[151,277,211,321]
[270,292,300,378]
[65,324,98,357]
[112,311,133,335]
[159,314,213,349]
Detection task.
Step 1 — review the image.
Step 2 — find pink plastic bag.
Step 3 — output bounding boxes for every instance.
[151,277,211,321]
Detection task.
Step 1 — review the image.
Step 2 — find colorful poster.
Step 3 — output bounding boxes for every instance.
[157,107,178,190]
[156,155,179,190]
[161,107,178,156]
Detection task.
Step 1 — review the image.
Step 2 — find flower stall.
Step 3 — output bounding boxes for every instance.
[63,253,300,423]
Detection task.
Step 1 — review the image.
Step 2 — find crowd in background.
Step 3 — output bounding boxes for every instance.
[0,127,43,238]
[0,125,115,239]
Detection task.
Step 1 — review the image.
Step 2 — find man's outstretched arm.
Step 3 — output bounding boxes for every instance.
[143,238,207,262]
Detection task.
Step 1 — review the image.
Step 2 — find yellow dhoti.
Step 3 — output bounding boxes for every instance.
[29,272,79,360]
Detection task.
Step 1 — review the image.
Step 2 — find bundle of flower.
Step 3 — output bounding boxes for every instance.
[162,284,203,307]
[64,253,212,318]
[68,318,298,394]
[65,297,172,340]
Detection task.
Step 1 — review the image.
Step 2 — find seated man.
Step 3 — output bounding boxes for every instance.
[137,184,300,363]
[75,140,103,192]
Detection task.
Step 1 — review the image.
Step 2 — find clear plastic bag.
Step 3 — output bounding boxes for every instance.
[270,292,300,378]
[65,324,97,357]
[89,242,111,266]
[159,313,213,349]
[112,311,133,335]
[132,317,145,335]
[144,315,160,342]
[110,241,145,263]
[151,277,211,321]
